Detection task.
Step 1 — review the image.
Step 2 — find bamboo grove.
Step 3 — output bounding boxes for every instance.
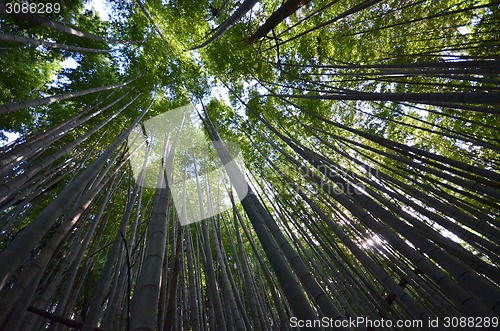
[0,0,499,330]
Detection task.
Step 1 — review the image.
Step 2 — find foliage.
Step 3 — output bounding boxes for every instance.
[0,0,499,329]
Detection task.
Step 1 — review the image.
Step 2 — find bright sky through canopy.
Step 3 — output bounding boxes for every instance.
[84,0,110,21]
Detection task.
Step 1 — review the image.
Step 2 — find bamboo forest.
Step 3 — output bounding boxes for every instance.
[0,0,499,330]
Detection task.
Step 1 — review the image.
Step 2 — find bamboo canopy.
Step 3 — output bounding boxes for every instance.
[0,0,499,330]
